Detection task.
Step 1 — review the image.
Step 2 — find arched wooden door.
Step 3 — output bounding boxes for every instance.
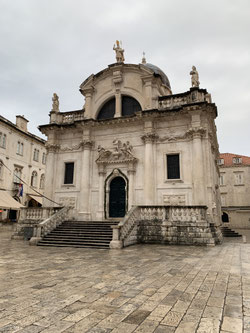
[109,177,126,218]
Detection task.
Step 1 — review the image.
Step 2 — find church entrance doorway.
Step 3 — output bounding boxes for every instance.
[109,177,126,218]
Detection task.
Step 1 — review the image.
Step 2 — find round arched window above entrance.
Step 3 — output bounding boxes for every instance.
[97,96,141,120]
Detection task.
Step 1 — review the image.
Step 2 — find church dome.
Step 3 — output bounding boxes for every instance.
[143,63,171,89]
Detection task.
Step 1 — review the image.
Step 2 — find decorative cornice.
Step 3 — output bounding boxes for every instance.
[157,127,206,143]
[53,140,94,152]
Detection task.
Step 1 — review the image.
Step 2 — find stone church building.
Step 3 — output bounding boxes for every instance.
[37,45,222,246]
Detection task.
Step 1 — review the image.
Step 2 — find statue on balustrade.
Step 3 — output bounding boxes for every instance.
[52,93,59,111]
[190,66,200,88]
[113,40,125,63]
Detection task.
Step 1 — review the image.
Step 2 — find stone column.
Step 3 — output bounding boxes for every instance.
[141,132,158,205]
[114,92,122,118]
[128,164,135,209]
[82,87,94,119]
[97,166,106,220]
[43,144,59,207]
[192,129,206,205]
[79,141,93,219]
[142,76,152,109]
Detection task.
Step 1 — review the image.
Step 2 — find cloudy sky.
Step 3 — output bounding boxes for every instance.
[1,0,249,155]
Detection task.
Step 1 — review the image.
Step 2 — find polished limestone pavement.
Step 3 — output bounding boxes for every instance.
[0,229,250,333]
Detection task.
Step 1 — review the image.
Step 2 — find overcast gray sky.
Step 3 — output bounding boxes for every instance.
[1,0,249,155]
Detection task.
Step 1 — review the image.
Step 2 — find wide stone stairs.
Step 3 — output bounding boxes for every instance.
[221,226,242,238]
[37,220,119,249]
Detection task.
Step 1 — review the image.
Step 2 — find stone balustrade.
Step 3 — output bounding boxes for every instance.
[50,110,85,124]
[19,207,61,221]
[159,89,211,110]
[30,206,71,245]
[110,205,222,248]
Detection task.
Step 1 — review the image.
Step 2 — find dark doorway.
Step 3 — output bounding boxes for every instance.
[222,212,229,223]
[9,210,17,222]
[109,177,126,218]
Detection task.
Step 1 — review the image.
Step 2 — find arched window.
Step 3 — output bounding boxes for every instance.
[31,171,38,187]
[122,96,141,116]
[40,174,45,189]
[97,95,141,120]
[97,98,115,120]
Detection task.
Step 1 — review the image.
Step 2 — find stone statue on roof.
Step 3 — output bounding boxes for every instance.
[113,40,125,63]
[52,93,59,111]
[190,66,200,88]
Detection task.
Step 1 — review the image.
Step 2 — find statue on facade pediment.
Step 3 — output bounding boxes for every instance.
[52,93,59,111]
[190,66,200,88]
[113,40,125,63]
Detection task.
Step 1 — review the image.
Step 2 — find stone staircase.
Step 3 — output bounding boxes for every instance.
[221,226,242,238]
[37,220,118,249]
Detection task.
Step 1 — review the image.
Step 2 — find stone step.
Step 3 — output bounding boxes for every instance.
[38,240,110,247]
[37,220,116,249]
[37,243,109,249]
[43,235,112,241]
[221,227,242,237]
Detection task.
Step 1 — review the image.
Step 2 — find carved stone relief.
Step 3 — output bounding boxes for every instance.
[46,140,94,152]
[96,139,137,165]
[158,127,206,143]
[59,197,76,208]
[163,194,186,206]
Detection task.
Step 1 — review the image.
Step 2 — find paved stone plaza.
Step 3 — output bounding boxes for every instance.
[0,230,250,333]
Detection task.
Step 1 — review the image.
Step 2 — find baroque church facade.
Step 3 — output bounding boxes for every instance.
[38,45,222,246]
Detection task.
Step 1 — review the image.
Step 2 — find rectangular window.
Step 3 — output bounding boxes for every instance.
[233,157,242,164]
[64,162,74,184]
[17,142,23,155]
[235,172,243,185]
[217,159,224,165]
[219,174,224,185]
[0,133,6,148]
[42,152,46,164]
[167,154,180,179]
[33,149,39,161]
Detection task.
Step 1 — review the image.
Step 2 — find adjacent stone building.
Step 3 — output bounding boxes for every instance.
[219,153,250,228]
[37,47,222,246]
[0,115,46,222]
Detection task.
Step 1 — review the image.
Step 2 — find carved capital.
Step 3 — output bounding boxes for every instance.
[141,133,159,143]
[81,140,94,150]
[81,86,94,97]
[45,143,60,153]
[186,127,206,139]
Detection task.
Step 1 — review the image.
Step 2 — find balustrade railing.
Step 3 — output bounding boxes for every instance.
[61,111,85,123]
[111,205,208,248]
[31,206,71,243]
[20,207,61,221]
[159,90,211,110]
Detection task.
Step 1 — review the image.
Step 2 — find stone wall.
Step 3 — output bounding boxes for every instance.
[137,219,219,246]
